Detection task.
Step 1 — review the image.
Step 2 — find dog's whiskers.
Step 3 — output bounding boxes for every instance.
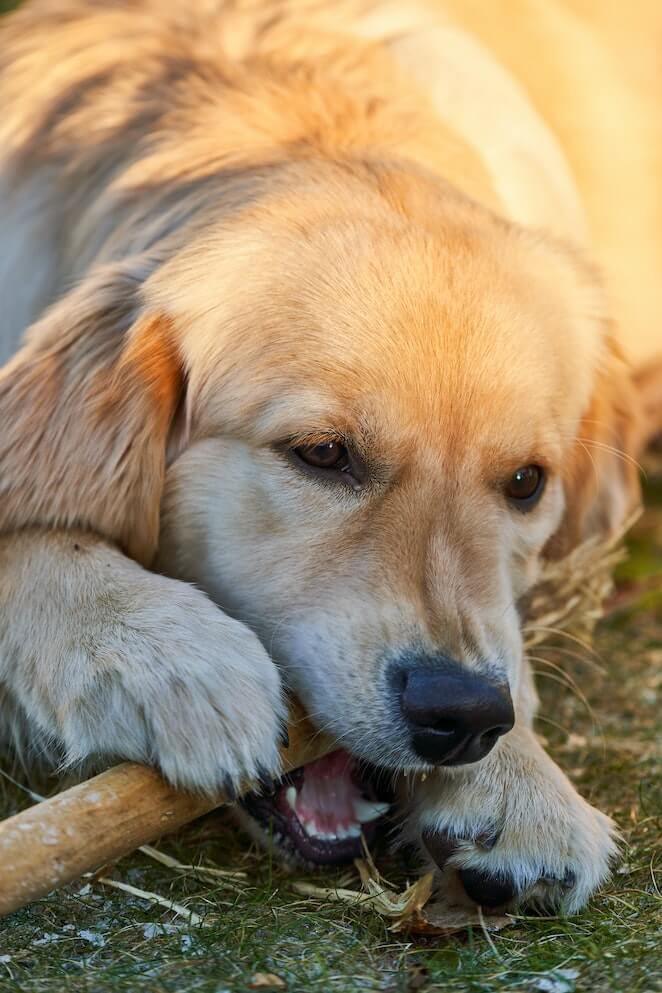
[527,640,606,676]
[527,654,599,730]
[523,624,602,659]
[576,436,646,475]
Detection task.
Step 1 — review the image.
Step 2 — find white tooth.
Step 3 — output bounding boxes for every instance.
[347,823,362,838]
[302,818,322,838]
[285,787,297,812]
[352,798,390,823]
[335,826,349,840]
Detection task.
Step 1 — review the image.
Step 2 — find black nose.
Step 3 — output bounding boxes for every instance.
[395,656,514,765]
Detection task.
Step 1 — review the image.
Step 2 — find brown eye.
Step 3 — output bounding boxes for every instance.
[295,440,350,471]
[290,438,365,490]
[505,465,545,509]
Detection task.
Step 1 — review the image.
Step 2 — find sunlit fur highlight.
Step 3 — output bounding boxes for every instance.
[0,0,660,913]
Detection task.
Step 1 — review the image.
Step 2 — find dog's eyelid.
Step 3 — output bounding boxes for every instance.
[275,429,348,450]
[275,433,371,492]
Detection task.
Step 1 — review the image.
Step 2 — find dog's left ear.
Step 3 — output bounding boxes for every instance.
[545,337,643,559]
[0,260,187,566]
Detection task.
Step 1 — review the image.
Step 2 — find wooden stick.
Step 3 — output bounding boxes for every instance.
[0,707,331,917]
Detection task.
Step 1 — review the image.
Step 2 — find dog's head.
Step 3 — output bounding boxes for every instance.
[0,163,642,771]
[150,166,641,769]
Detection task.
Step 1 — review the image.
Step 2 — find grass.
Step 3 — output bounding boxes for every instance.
[0,483,659,993]
[0,4,659,986]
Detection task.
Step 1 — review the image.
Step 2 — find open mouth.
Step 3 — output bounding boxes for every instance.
[240,750,392,865]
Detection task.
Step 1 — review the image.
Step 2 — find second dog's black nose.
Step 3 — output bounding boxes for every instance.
[397,658,514,765]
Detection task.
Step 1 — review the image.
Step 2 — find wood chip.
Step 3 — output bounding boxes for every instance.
[249,973,286,989]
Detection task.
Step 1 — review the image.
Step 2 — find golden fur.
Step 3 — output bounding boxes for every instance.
[0,0,660,912]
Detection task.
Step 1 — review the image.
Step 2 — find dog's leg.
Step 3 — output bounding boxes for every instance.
[398,664,617,913]
[0,529,286,794]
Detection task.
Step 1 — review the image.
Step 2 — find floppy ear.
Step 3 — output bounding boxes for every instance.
[633,355,662,453]
[0,261,185,566]
[545,338,643,560]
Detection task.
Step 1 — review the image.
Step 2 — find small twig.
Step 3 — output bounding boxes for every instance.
[477,906,505,962]
[139,843,247,879]
[91,874,208,927]
[0,768,46,804]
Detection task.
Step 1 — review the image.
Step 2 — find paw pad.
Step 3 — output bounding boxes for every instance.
[458,867,519,908]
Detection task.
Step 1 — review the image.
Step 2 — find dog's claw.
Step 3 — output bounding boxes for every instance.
[540,866,577,889]
[256,765,279,796]
[422,824,500,870]
[562,867,577,889]
[421,829,459,870]
[222,775,239,804]
[475,827,500,851]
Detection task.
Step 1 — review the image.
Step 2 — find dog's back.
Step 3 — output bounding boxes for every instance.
[0,0,660,369]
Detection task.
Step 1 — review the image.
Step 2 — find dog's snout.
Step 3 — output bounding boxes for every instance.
[395,657,514,766]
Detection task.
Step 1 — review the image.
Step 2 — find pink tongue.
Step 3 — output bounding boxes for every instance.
[295,750,359,834]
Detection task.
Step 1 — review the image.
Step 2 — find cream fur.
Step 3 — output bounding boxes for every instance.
[0,0,659,912]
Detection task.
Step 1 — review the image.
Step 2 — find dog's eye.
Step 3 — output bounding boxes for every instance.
[289,439,365,490]
[505,465,545,509]
[295,441,349,471]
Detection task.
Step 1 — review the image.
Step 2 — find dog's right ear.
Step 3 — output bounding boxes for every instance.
[544,337,643,560]
[633,355,662,453]
[0,261,186,566]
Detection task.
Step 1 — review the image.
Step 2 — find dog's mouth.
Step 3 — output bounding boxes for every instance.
[240,749,392,865]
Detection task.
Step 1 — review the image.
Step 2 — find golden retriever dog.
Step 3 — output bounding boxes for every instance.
[0,0,660,913]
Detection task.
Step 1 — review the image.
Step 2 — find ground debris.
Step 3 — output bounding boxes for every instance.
[249,973,286,989]
[292,855,511,936]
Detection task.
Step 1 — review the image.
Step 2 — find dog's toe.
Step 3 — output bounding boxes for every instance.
[421,828,460,869]
[420,824,601,912]
[422,827,520,908]
[458,867,519,908]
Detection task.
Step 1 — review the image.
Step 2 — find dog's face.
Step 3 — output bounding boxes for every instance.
[147,172,639,772]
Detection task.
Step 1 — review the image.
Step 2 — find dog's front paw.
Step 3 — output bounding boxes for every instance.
[402,728,618,913]
[58,573,286,796]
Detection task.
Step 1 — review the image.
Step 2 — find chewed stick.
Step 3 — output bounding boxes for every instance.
[0,705,331,917]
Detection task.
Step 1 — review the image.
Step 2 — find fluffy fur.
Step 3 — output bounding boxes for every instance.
[0,0,660,913]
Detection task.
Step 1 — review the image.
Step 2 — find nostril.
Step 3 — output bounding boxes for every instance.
[393,657,514,765]
[477,720,512,748]
[473,729,499,757]
[490,718,514,739]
